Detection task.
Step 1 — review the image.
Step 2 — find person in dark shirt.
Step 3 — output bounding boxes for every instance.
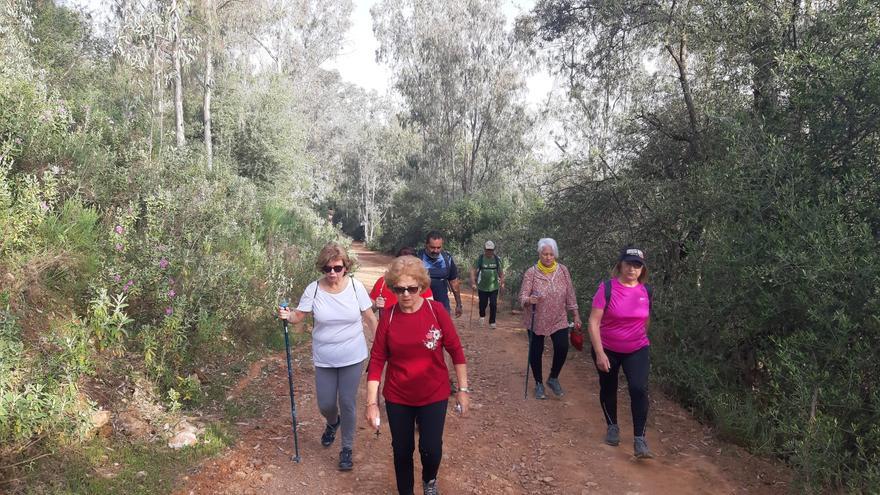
[416,231,462,317]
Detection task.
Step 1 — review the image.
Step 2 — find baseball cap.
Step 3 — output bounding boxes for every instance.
[484,240,496,250]
[619,247,646,265]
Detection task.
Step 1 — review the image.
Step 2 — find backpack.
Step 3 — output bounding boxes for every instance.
[476,254,501,283]
[603,279,653,312]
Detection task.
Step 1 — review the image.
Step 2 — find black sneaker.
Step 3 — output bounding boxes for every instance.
[338,447,353,471]
[321,416,340,447]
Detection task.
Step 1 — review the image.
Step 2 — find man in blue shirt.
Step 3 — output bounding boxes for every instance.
[417,231,463,317]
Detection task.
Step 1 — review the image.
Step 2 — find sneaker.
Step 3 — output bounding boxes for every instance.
[479,317,485,326]
[423,478,439,495]
[321,416,340,447]
[604,424,620,446]
[338,447,353,471]
[534,382,546,400]
[489,322,496,329]
[546,377,565,397]
[634,436,654,459]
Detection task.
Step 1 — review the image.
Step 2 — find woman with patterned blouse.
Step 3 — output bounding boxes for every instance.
[519,238,582,400]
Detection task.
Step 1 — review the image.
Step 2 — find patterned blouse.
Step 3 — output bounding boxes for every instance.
[518,263,579,336]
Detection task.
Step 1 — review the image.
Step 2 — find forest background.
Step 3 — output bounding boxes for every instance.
[0,0,878,492]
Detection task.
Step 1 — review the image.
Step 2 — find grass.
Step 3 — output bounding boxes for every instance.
[21,424,231,495]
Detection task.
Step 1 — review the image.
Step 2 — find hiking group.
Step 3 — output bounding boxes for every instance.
[278,230,655,495]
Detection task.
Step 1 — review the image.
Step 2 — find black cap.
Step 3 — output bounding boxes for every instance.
[619,247,646,266]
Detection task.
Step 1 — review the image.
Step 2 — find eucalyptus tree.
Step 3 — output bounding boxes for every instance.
[373,0,532,201]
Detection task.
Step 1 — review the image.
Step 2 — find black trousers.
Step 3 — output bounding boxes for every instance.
[591,346,650,437]
[386,399,448,495]
[477,289,498,324]
[528,328,569,383]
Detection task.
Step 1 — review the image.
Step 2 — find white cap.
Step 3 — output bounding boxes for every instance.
[484,240,496,250]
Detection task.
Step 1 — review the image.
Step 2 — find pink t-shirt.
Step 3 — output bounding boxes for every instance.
[591,278,650,353]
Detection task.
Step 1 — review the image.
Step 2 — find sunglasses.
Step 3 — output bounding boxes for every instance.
[391,285,420,295]
[321,265,345,273]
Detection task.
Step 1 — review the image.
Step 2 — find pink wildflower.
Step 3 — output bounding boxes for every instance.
[115,225,124,234]
[167,289,176,298]
[115,243,123,251]
[165,307,173,315]
[159,258,169,269]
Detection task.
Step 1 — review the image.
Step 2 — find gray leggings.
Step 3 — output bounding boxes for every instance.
[314,361,363,449]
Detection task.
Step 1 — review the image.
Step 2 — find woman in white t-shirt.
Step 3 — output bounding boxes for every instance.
[279,242,377,471]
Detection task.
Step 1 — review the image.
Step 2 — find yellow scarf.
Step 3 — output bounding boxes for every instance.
[536,260,558,275]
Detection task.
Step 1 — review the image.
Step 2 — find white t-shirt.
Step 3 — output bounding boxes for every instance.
[297,277,372,368]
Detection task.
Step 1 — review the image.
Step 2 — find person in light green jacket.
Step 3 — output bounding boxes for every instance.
[469,240,504,329]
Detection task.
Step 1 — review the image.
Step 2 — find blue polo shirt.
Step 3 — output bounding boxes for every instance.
[417,249,458,312]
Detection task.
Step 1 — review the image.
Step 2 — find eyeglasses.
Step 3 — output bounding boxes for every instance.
[321,265,345,273]
[391,286,420,295]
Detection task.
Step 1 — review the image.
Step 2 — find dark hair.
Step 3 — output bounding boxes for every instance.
[425,230,444,243]
[396,246,415,257]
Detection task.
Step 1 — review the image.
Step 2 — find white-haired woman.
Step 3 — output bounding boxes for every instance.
[518,238,581,399]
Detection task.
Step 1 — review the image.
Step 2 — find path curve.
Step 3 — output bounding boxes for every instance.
[176,242,790,494]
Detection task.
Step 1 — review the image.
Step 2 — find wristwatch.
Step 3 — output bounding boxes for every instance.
[457,387,471,393]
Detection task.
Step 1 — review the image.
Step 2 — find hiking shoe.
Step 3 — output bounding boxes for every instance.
[534,382,546,400]
[479,317,485,326]
[489,322,496,329]
[604,424,620,446]
[321,416,340,447]
[634,436,654,459]
[423,478,440,495]
[546,377,564,397]
[338,447,353,471]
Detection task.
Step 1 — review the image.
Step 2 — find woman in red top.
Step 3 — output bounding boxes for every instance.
[366,255,469,495]
[369,247,433,312]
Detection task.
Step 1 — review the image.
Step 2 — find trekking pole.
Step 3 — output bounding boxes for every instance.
[280,300,301,463]
[467,287,476,332]
[524,300,536,399]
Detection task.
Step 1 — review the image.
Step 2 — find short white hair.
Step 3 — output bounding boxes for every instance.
[537,238,558,257]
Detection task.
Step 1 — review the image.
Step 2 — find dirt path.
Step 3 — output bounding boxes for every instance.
[177,243,790,495]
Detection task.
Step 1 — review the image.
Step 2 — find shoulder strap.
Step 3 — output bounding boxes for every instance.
[350,275,361,307]
[314,279,320,298]
[425,299,440,326]
[603,279,612,306]
[645,283,653,313]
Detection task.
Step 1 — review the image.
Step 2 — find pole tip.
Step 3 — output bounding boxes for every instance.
[292,455,301,463]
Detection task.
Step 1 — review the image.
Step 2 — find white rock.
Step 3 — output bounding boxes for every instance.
[168,431,198,449]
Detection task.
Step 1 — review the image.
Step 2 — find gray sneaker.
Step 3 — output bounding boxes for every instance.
[423,478,439,495]
[534,382,547,400]
[546,377,564,397]
[634,436,654,458]
[604,424,620,446]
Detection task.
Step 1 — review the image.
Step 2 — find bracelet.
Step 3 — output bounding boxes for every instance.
[457,387,471,393]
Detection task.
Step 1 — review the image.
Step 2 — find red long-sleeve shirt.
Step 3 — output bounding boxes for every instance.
[368,299,466,406]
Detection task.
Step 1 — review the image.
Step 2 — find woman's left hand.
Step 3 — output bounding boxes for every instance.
[455,391,470,417]
[573,316,583,331]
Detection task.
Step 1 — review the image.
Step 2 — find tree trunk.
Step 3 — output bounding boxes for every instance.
[665,36,701,159]
[172,0,185,149]
[203,0,214,171]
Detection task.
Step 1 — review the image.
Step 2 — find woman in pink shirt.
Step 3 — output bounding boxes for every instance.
[519,238,582,400]
[587,247,654,459]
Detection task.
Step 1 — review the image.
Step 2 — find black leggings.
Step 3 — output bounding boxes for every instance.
[528,328,569,384]
[591,346,650,437]
[386,399,448,495]
[478,289,498,324]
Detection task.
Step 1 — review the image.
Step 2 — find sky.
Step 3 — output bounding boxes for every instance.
[322,0,556,105]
